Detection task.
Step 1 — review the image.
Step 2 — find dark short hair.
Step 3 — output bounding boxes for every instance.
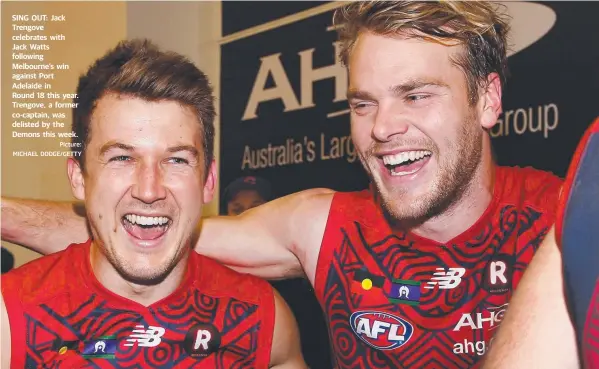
[1,247,15,274]
[72,38,216,173]
[223,176,273,205]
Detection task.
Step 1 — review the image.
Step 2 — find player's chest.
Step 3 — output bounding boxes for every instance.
[321,216,548,368]
[329,217,536,313]
[27,295,263,368]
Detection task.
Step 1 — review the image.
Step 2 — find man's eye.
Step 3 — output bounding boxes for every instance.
[109,155,131,162]
[168,157,189,165]
[350,101,376,115]
[407,94,430,102]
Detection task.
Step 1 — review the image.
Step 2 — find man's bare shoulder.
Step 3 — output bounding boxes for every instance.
[282,187,335,201]
[240,187,335,228]
[281,188,335,237]
[284,187,335,214]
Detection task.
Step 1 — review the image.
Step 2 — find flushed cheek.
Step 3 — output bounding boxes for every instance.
[163,174,203,198]
[86,182,128,227]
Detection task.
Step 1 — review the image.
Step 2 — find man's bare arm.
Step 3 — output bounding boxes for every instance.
[269,289,309,369]
[482,226,579,369]
[1,295,11,369]
[2,188,334,282]
[195,188,334,282]
[1,197,89,254]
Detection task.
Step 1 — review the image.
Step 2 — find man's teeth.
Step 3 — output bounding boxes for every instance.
[125,214,169,226]
[382,150,431,166]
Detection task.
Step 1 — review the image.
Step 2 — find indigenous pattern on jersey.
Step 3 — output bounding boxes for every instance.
[584,285,599,368]
[1,241,275,369]
[314,166,562,369]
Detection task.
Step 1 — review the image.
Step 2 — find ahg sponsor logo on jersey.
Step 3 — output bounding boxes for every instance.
[425,267,466,289]
[349,311,414,350]
[453,304,508,331]
[453,338,490,356]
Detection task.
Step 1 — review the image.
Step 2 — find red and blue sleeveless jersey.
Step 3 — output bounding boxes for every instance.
[1,240,275,369]
[584,288,599,368]
[314,166,562,369]
[557,117,599,369]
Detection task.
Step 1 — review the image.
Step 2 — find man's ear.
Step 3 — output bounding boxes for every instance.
[67,158,85,201]
[479,73,503,130]
[203,160,217,204]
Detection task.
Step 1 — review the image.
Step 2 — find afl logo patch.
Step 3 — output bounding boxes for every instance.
[349,311,414,350]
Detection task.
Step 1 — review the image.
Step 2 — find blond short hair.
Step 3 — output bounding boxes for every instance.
[333,0,511,103]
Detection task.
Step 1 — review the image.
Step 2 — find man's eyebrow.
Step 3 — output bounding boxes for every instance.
[347,89,376,101]
[99,142,134,156]
[167,145,200,159]
[347,79,448,101]
[98,143,200,159]
[389,79,449,95]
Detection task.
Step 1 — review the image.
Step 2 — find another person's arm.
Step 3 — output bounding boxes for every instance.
[269,290,309,369]
[1,295,11,369]
[195,188,333,281]
[1,197,88,254]
[482,226,580,369]
[2,189,334,281]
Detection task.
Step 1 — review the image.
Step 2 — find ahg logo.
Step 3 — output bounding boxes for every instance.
[453,304,509,331]
[242,41,347,121]
[504,2,557,58]
[238,2,556,121]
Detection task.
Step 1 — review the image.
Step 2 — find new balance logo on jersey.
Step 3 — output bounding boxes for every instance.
[124,325,165,347]
[425,268,466,289]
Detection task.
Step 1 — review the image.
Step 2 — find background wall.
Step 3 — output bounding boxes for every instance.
[2,1,128,266]
[126,1,222,218]
[1,1,222,267]
[218,1,599,208]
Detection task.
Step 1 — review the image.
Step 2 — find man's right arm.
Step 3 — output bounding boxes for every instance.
[195,188,334,283]
[1,197,89,254]
[2,188,335,282]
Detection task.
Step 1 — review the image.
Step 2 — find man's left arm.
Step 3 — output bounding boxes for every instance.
[270,290,309,369]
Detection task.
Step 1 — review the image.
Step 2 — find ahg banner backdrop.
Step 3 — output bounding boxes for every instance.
[219,1,599,209]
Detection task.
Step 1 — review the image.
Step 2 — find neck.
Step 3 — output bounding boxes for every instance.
[90,244,189,306]
[410,144,496,244]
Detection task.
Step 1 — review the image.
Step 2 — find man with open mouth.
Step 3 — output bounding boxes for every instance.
[0,39,307,369]
[1,1,583,368]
